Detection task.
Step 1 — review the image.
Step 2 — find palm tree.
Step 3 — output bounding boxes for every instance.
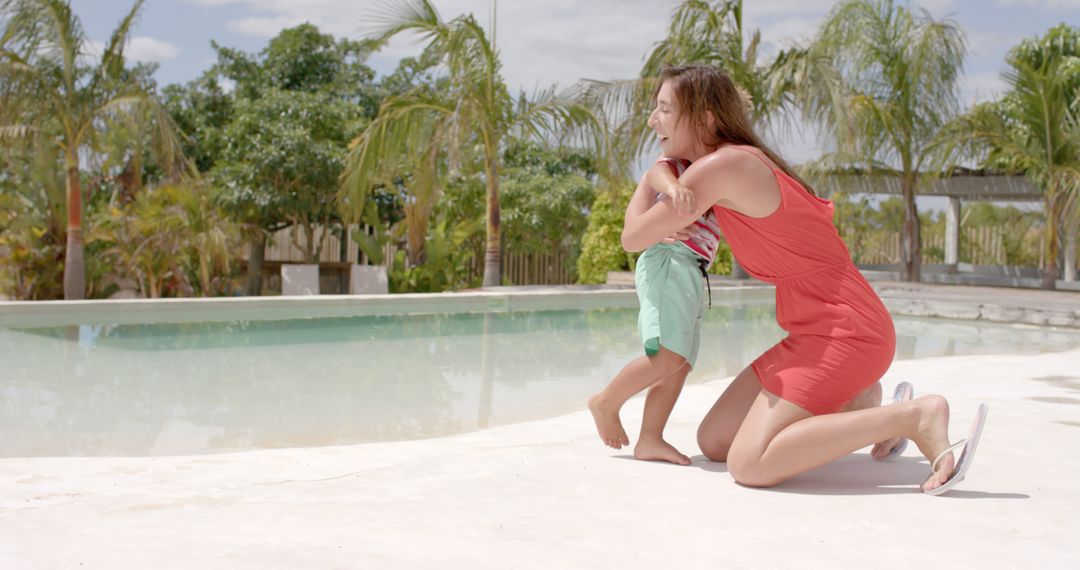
[940,24,1080,289]
[340,0,594,287]
[788,0,966,282]
[583,1,815,179]
[0,0,185,299]
[642,0,808,130]
[578,1,844,278]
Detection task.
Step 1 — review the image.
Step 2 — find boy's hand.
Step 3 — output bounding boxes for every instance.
[662,181,696,216]
[661,223,696,245]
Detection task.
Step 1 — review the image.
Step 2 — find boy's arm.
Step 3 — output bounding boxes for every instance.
[647,158,696,216]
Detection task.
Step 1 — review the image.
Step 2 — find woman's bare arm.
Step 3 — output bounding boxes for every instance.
[625,171,659,221]
[621,151,740,252]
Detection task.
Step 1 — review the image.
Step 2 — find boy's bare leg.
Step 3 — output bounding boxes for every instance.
[635,359,692,465]
[588,348,687,449]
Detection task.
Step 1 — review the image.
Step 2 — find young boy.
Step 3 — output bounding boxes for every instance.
[588,157,721,465]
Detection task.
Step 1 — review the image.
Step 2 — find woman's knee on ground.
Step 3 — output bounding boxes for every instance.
[696,424,731,462]
[726,447,783,488]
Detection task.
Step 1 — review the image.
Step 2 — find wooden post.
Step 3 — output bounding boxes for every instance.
[1065,227,1077,282]
[945,196,960,273]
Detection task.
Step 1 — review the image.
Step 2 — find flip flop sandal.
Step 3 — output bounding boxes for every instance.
[874,381,914,461]
[924,403,990,496]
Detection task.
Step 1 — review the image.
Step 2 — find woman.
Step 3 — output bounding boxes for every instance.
[623,64,987,494]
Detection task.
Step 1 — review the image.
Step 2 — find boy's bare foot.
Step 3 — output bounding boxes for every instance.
[634,436,691,465]
[909,395,955,492]
[588,394,629,449]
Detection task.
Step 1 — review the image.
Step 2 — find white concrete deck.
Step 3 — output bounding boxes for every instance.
[2,348,1078,569]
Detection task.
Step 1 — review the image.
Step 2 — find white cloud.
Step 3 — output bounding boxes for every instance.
[226,15,310,38]
[182,0,246,5]
[966,30,1026,59]
[195,1,854,92]
[194,0,678,90]
[915,0,959,16]
[962,71,1008,105]
[80,40,106,66]
[126,37,181,63]
[81,37,179,65]
[740,0,836,17]
[755,15,827,51]
[997,0,1080,7]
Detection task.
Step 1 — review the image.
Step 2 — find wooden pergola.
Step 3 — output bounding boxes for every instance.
[813,168,1043,268]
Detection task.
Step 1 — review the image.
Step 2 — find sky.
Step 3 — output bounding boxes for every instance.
[67,0,1079,207]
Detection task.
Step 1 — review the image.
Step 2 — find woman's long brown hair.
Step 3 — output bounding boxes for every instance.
[655,64,817,196]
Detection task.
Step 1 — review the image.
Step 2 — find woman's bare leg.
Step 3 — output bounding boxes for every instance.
[696,365,762,462]
[635,360,692,465]
[724,371,955,491]
[588,347,688,449]
[697,368,892,463]
[838,381,905,457]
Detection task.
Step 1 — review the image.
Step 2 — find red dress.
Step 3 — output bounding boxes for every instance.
[712,147,896,414]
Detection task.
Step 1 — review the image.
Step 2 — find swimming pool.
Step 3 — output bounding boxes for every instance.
[3,294,1079,458]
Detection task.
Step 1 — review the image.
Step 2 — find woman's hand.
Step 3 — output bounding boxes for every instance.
[662,181,696,216]
[661,222,697,245]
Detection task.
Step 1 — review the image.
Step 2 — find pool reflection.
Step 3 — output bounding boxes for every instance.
[1,306,1077,457]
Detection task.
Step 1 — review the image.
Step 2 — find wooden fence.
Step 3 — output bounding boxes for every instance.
[844,227,1025,266]
[262,224,1049,286]
[465,248,576,286]
[263,224,395,265]
[262,224,576,286]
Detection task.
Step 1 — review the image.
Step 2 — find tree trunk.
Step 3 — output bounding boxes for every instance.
[246,231,266,296]
[198,250,212,296]
[900,175,921,282]
[1065,223,1077,283]
[305,223,317,264]
[62,162,85,300]
[1041,193,1058,290]
[482,152,502,288]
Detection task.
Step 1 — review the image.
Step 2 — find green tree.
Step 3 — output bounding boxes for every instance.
[0,139,65,299]
[577,183,637,284]
[499,141,595,261]
[0,0,186,299]
[215,90,363,263]
[89,182,240,298]
[791,0,967,282]
[941,24,1080,288]
[200,23,378,294]
[576,1,837,281]
[161,74,233,175]
[341,0,595,287]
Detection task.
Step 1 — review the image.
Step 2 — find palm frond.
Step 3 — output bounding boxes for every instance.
[92,0,144,91]
[0,123,40,140]
[337,92,452,221]
[39,0,83,93]
[364,0,445,46]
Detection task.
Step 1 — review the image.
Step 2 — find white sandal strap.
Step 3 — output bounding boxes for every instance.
[931,436,971,472]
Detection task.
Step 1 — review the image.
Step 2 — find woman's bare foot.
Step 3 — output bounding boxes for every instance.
[871,437,905,459]
[634,436,691,465]
[588,394,629,449]
[909,395,955,492]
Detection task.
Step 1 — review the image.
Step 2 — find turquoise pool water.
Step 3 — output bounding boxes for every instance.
[3,303,1079,457]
